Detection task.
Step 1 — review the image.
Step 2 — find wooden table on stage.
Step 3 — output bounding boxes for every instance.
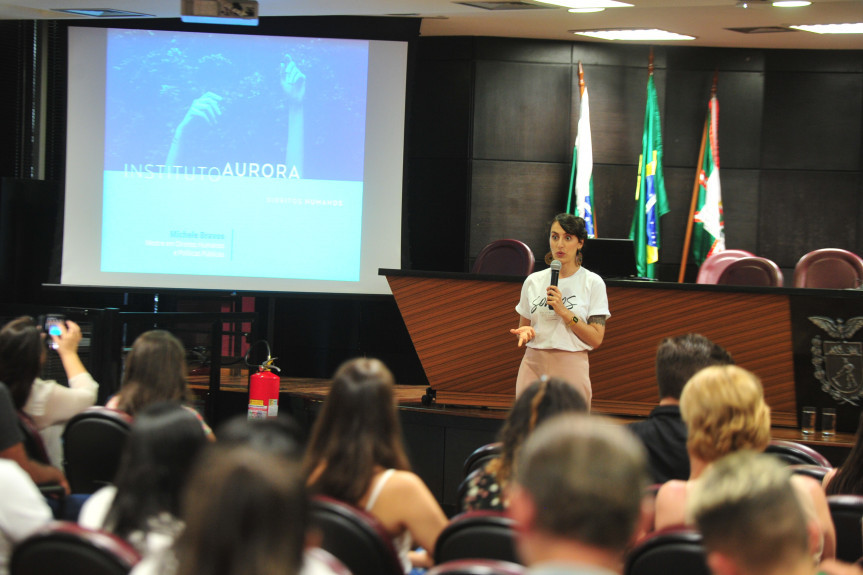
[382,269,863,432]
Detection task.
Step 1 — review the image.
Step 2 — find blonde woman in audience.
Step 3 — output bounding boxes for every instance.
[461,376,587,511]
[0,316,98,465]
[303,357,448,573]
[653,364,836,560]
[78,402,208,561]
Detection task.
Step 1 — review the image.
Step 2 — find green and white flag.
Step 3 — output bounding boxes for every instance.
[691,94,725,265]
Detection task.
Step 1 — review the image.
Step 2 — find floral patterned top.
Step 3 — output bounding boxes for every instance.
[460,464,507,512]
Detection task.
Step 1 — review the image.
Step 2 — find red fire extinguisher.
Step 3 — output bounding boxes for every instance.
[248,355,281,420]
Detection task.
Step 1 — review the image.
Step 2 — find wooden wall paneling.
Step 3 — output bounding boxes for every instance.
[472,60,572,162]
[407,158,470,271]
[592,285,797,424]
[416,37,476,62]
[718,168,761,254]
[761,71,863,171]
[663,70,764,170]
[469,160,571,260]
[664,47,765,73]
[572,43,659,69]
[474,37,571,64]
[586,66,667,166]
[757,171,861,268]
[408,59,473,159]
[765,49,863,74]
[386,274,524,408]
[589,163,636,240]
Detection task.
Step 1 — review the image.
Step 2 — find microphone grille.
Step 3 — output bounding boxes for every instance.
[550,259,562,270]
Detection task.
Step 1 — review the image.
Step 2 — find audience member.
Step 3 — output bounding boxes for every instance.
[824,410,863,495]
[461,376,588,511]
[0,316,98,466]
[0,457,53,575]
[106,330,212,435]
[171,446,309,575]
[654,365,836,560]
[216,413,304,459]
[303,357,447,572]
[508,414,650,575]
[689,450,862,575]
[78,402,208,562]
[0,381,68,492]
[628,333,733,483]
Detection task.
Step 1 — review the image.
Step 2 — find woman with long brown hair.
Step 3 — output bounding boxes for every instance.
[303,357,447,572]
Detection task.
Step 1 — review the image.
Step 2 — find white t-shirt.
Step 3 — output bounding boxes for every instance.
[515,266,610,352]
[0,460,53,575]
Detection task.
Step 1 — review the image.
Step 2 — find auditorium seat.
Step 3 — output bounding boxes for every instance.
[10,521,140,575]
[62,406,133,494]
[434,510,520,565]
[695,249,754,284]
[310,495,404,575]
[765,439,832,467]
[793,248,863,289]
[624,526,709,575]
[462,442,502,478]
[471,240,535,276]
[426,559,526,575]
[716,256,784,287]
[828,495,863,563]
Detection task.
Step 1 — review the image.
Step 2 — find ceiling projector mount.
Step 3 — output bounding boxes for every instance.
[181,0,259,25]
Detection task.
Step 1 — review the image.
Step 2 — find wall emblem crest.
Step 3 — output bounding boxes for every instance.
[809,316,863,406]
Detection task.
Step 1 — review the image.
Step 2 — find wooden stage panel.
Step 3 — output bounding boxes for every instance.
[386,272,800,424]
[593,286,795,425]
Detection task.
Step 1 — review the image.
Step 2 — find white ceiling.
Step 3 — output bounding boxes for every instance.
[1,0,863,50]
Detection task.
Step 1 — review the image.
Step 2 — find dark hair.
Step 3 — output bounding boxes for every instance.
[302,357,411,504]
[0,317,44,409]
[119,330,190,416]
[103,401,208,542]
[544,213,588,266]
[175,447,308,575]
[216,414,305,460]
[655,333,734,400]
[489,377,588,485]
[826,410,863,496]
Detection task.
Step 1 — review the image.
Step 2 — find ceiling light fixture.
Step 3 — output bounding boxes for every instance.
[573,28,696,41]
[790,22,863,34]
[568,8,606,13]
[180,0,259,26]
[535,0,632,8]
[772,1,811,6]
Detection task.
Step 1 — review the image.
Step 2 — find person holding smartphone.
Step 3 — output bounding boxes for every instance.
[0,316,99,467]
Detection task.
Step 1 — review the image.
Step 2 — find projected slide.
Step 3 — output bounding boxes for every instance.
[100,29,369,281]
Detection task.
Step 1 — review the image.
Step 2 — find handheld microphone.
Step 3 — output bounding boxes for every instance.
[549,260,561,309]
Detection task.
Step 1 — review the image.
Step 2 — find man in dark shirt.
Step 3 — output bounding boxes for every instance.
[628,334,733,484]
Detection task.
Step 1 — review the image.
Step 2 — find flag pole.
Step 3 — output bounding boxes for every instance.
[677,71,718,283]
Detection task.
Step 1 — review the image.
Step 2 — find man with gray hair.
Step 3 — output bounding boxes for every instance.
[508,414,650,575]
[688,450,862,575]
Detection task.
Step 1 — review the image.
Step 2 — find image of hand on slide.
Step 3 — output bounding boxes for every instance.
[165,55,306,175]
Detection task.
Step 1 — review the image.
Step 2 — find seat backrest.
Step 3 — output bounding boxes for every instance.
[462,442,502,478]
[426,559,526,575]
[624,527,709,575]
[716,256,784,287]
[696,249,755,284]
[793,248,863,289]
[788,464,832,483]
[434,511,520,565]
[310,495,404,575]
[828,494,863,563]
[62,407,133,494]
[471,240,535,277]
[10,521,140,575]
[765,439,833,467]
